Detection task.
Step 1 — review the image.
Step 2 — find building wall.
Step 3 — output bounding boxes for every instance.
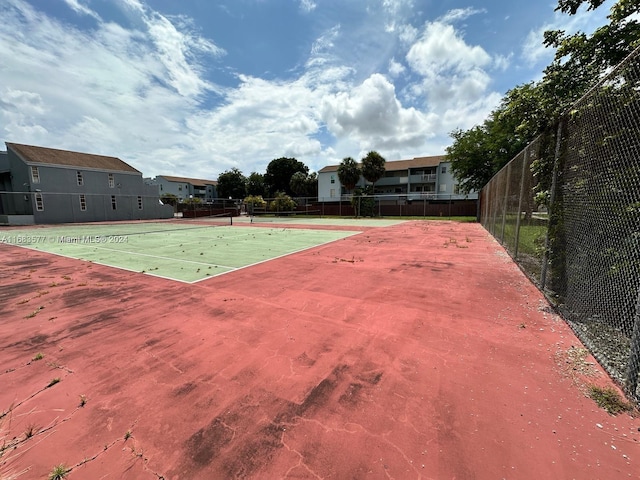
[157,177,191,201]
[6,148,173,224]
[318,160,478,202]
[155,178,217,202]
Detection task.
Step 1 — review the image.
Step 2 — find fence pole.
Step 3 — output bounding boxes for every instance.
[540,121,563,290]
[625,287,640,399]
[513,146,529,260]
[500,163,511,243]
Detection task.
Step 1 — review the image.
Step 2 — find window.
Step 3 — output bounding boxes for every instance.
[137,196,143,210]
[77,171,83,186]
[31,166,40,183]
[453,184,460,195]
[441,166,447,174]
[108,174,115,188]
[178,185,182,191]
[79,194,87,211]
[35,193,44,211]
[439,184,447,192]
[111,195,117,210]
[160,184,163,191]
[330,188,336,198]
[330,175,335,184]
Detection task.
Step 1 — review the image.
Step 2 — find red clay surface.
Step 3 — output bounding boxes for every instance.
[0,220,638,480]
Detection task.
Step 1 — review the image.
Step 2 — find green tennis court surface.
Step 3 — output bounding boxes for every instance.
[1,222,360,282]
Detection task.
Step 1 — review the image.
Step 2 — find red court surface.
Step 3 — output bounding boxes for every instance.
[0,220,638,479]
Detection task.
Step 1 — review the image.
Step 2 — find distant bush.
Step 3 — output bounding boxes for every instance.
[270,192,296,212]
[244,195,267,208]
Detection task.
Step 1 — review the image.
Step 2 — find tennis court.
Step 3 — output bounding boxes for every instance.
[0,219,362,282]
[0,219,637,480]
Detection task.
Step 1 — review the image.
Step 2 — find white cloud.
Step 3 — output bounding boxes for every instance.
[320,73,432,151]
[407,22,491,77]
[388,58,405,77]
[382,0,414,32]
[438,7,486,24]
[401,10,502,133]
[62,0,101,20]
[299,0,317,13]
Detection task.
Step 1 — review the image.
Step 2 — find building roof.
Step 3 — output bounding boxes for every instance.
[318,155,446,173]
[157,175,218,187]
[6,143,140,173]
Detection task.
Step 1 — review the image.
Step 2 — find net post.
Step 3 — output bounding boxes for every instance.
[513,145,530,260]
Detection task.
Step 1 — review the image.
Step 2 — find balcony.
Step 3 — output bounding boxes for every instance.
[377,176,408,186]
[409,173,437,183]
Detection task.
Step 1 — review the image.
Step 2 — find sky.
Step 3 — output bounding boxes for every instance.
[0,0,616,180]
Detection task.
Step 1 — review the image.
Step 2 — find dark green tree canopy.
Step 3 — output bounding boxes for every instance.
[361,151,386,187]
[264,157,309,196]
[290,171,318,197]
[337,156,361,191]
[290,171,309,196]
[246,172,267,197]
[217,168,247,199]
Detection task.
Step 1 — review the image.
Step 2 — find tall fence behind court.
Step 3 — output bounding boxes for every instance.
[480,47,640,403]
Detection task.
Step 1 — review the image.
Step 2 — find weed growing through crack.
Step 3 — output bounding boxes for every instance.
[79,395,87,407]
[32,352,44,361]
[25,306,44,318]
[48,464,69,480]
[47,377,61,388]
[588,385,634,415]
[24,423,37,438]
[124,430,132,441]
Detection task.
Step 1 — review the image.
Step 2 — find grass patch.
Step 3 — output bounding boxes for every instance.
[48,464,69,480]
[46,377,61,388]
[32,352,44,361]
[24,306,44,319]
[588,385,634,415]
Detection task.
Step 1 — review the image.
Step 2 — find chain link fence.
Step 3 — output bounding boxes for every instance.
[480,47,640,403]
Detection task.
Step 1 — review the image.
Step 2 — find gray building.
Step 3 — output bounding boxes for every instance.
[0,143,173,225]
[151,175,218,202]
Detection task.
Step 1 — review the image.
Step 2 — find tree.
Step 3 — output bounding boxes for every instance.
[305,172,318,197]
[264,157,309,196]
[217,168,247,199]
[289,171,319,197]
[289,171,309,196]
[361,151,386,191]
[447,82,550,193]
[246,172,267,197]
[337,157,361,193]
[160,193,178,206]
[447,126,496,193]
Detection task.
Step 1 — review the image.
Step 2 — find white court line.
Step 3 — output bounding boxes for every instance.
[190,231,361,283]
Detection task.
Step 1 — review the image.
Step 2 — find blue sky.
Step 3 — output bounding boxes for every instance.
[0,0,615,180]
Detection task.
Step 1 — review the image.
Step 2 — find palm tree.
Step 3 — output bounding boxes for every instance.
[337,157,361,194]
